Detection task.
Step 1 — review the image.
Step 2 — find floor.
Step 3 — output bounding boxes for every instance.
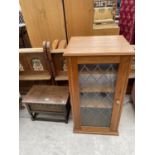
[19,95,135,155]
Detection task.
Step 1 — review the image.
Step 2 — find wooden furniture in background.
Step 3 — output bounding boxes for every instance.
[19,41,55,95]
[64,0,93,40]
[20,0,66,47]
[20,41,70,122]
[93,23,119,35]
[22,85,70,123]
[19,39,69,95]
[93,0,117,24]
[93,0,119,35]
[64,35,134,135]
[50,40,68,83]
[64,0,119,40]
[19,41,54,82]
[20,0,120,45]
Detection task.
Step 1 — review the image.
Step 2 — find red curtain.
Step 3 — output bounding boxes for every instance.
[119,0,135,44]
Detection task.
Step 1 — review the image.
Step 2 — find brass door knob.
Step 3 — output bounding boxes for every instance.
[116,100,121,105]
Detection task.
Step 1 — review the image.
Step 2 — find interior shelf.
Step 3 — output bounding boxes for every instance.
[79,70,117,75]
[80,85,114,93]
[80,93,113,109]
[79,73,116,93]
[78,64,118,94]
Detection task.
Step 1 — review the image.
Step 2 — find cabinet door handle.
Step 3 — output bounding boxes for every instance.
[116,100,121,105]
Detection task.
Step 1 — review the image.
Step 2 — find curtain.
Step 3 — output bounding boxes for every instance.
[119,0,135,44]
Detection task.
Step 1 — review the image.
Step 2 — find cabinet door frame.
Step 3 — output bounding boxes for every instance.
[68,56,133,135]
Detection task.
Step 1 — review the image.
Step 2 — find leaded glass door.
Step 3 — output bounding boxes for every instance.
[78,63,118,128]
[65,36,134,135]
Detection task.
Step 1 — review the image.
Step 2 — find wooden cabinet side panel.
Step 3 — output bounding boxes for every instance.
[67,57,81,129]
[110,56,133,131]
[20,0,66,47]
[64,0,93,40]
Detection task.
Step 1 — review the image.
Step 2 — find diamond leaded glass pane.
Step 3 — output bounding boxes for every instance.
[78,64,118,127]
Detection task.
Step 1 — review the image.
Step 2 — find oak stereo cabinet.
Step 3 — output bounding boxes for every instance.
[64,35,134,135]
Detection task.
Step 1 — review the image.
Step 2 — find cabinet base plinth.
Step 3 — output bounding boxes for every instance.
[73,128,119,136]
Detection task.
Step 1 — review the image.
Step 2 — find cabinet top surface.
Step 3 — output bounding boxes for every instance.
[64,35,135,56]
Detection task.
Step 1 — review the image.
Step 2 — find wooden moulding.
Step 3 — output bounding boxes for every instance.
[19,74,51,81]
[51,49,66,54]
[19,48,43,53]
[74,127,118,136]
[77,56,120,64]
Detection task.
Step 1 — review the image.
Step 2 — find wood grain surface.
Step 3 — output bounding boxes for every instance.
[64,36,135,56]
[64,0,93,40]
[22,85,69,105]
[20,0,66,47]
